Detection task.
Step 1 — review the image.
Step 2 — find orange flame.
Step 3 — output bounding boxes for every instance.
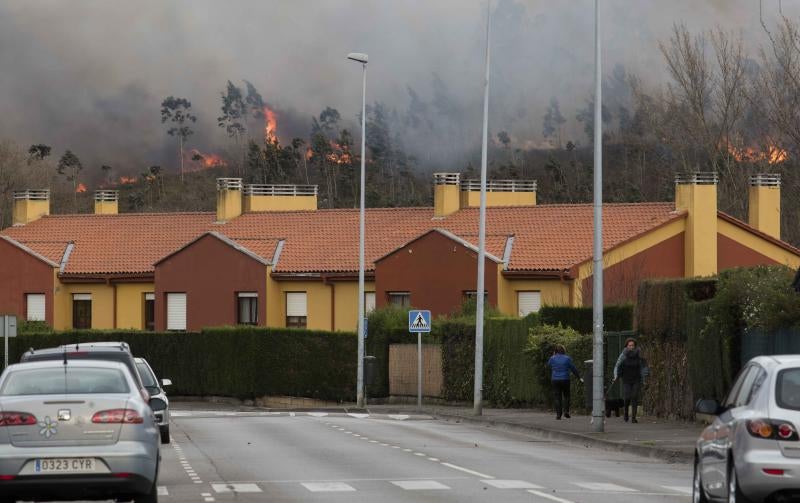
[264,106,278,142]
[119,176,137,185]
[75,183,87,193]
[325,140,352,165]
[724,141,788,165]
[305,148,313,161]
[186,149,226,171]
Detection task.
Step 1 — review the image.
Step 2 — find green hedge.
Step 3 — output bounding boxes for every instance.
[4,328,357,402]
[484,315,541,407]
[636,278,716,341]
[539,305,634,334]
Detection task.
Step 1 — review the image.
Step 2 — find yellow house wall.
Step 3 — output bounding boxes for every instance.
[434,185,460,217]
[460,191,536,208]
[267,280,332,331]
[13,199,49,226]
[748,186,781,240]
[216,189,242,222]
[496,270,572,315]
[94,200,118,215]
[115,283,154,330]
[677,183,718,277]
[244,195,317,212]
[718,219,800,269]
[53,281,115,330]
[333,281,375,332]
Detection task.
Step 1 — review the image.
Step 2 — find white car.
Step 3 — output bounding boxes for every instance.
[135,358,172,444]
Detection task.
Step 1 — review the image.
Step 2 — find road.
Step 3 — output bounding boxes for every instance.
[152,404,692,503]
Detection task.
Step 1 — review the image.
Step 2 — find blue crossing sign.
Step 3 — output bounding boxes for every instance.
[408,310,431,333]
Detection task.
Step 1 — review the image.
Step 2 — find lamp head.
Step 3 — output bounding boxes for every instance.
[347,52,369,64]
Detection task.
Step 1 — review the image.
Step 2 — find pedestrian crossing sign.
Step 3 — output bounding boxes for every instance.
[408,310,431,333]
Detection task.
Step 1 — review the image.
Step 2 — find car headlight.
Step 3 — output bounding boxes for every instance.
[149,398,167,412]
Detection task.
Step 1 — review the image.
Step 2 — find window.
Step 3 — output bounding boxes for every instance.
[143,293,155,331]
[387,292,410,307]
[72,293,92,329]
[1,368,129,395]
[237,292,258,325]
[777,368,800,410]
[735,365,763,408]
[365,292,376,314]
[517,291,542,317]
[724,366,753,409]
[26,293,45,322]
[463,291,488,303]
[166,293,187,331]
[286,292,307,328]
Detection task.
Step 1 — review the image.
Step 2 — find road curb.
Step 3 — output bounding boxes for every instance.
[425,409,692,464]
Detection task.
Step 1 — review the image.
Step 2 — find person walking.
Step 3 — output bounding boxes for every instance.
[612,337,648,423]
[547,344,583,420]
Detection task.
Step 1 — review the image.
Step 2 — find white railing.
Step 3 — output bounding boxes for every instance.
[94,190,119,202]
[216,178,243,191]
[244,184,318,196]
[433,173,461,186]
[750,173,781,187]
[13,189,50,201]
[460,179,537,193]
[675,172,719,185]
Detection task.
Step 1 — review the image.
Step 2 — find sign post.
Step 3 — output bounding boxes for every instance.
[1,316,17,370]
[408,310,431,409]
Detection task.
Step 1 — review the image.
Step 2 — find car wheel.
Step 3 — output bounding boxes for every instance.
[160,426,170,445]
[727,460,751,503]
[693,456,709,503]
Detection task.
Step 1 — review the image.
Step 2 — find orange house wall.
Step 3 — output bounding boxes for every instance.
[0,239,54,325]
[717,234,779,269]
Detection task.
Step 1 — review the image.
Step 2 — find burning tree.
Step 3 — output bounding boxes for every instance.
[57,149,83,211]
[160,96,197,183]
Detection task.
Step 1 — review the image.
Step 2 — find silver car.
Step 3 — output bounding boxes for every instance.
[694,355,800,502]
[135,357,172,444]
[0,359,160,502]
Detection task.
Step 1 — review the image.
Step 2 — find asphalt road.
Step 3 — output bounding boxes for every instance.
[150,405,692,503]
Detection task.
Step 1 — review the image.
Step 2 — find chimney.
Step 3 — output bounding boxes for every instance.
[460,179,537,208]
[94,190,119,215]
[748,173,781,240]
[243,184,318,212]
[433,173,461,217]
[675,172,718,277]
[12,189,50,226]
[216,178,243,222]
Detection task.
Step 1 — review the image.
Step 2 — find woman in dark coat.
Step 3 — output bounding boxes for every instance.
[612,338,649,423]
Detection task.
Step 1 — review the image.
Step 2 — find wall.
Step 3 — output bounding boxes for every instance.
[269,280,333,331]
[0,239,55,325]
[53,282,115,330]
[460,191,536,208]
[375,231,498,317]
[154,234,267,331]
[116,283,154,330]
[496,274,572,314]
[717,219,800,269]
[243,195,317,211]
[331,281,375,332]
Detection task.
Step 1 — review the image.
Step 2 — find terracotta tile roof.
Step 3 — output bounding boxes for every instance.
[14,240,69,265]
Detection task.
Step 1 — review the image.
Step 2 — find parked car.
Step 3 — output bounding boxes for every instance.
[135,358,172,444]
[694,355,800,502]
[0,359,160,502]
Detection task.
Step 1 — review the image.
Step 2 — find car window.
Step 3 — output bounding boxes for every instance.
[724,366,752,408]
[776,368,800,410]
[136,362,159,393]
[1,367,130,395]
[743,367,768,406]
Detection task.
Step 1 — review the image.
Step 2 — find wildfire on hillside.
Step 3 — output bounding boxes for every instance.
[325,140,352,165]
[187,149,226,171]
[724,141,788,165]
[75,183,87,193]
[119,176,137,185]
[264,106,278,142]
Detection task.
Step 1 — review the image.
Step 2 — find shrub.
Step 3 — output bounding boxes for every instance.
[539,305,634,334]
[524,324,591,411]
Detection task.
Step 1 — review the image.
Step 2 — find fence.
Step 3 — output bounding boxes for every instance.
[388,344,443,397]
[742,327,800,362]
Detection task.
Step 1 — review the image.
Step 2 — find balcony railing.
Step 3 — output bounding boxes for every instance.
[433,173,461,186]
[216,178,243,191]
[675,172,719,185]
[13,189,50,201]
[750,173,781,187]
[460,179,537,193]
[244,184,318,196]
[94,190,119,202]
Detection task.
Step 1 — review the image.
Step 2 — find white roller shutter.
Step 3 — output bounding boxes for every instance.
[167,293,187,331]
[286,292,307,317]
[26,294,45,321]
[73,293,91,301]
[365,292,376,313]
[517,291,541,317]
[144,293,155,301]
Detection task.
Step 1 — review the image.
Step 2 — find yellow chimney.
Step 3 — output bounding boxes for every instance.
[243,184,318,212]
[12,189,50,226]
[460,179,537,208]
[433,173,461,217]
[748,173,781,240]
[675,172,718,277]
[94,190,119,215]
[216,178,243,222]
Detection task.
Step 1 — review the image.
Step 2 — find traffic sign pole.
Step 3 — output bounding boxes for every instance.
[408,310,431,411]
[417,331,422,409]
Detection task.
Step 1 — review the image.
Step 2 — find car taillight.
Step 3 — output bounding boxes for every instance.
[92,409,144,424]
[0,412,37,426]
[747,419,799,441]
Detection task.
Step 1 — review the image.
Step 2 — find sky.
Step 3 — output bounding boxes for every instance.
[0,0,795,176]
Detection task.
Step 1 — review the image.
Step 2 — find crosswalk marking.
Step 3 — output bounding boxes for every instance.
[528,489,575,503]
[482,479,543,489]
[662,485,692,494]
[391,480,451,490]
[157,486,168,496]
[302,482,357,492]
[572,482,637,492]
[211,483,262,493]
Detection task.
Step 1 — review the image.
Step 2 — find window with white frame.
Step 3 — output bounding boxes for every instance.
[286,292,307,328]
[365,292,376,313]
[517,291,542,317]
[26,294,45,322]
[387,292,410,307]
[237,292,258,325]
[72,293,92,329]
[143,293,155,331]
[166,293,187,331]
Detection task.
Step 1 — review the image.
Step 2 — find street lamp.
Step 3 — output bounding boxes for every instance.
[347,51,368,408]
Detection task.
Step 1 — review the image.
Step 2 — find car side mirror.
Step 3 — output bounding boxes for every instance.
[161,378,172,387]
[695,398,722,416]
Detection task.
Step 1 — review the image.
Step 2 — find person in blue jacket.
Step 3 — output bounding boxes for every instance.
[547,344,583,420]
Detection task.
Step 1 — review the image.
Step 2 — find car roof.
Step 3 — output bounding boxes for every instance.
[748,355,800,368]
[24,342,130,356]
[7,359,129,371]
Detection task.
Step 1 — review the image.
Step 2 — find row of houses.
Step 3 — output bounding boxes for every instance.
[0,172,797,333]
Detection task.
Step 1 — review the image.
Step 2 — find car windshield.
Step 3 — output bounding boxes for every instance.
[0,367,130,395]
[776,368,800,410]
[136,362,160,394]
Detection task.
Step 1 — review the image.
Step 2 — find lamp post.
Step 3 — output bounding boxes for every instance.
[347,52,368,408]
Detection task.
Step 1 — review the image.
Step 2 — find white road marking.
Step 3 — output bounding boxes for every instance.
[391,480,450,490]
[528,489,575,502]
[348,413,370,419]
[302,482,357,492]
[573,482,637,492]
[428,457,440,462]
[414,452,426,456]
[402,448,412,452]
[308,412,328,417]
[157,486,168,496]
[389,414,410,420]
[211,483,262,493]
[289,412,296,417]
[201,493,211,497]
[204,498,214,503]
[440,462,494,479]
[380,443,389,446]
[369,440,379,443]
[482,480,543,489]
[662,485,692,494]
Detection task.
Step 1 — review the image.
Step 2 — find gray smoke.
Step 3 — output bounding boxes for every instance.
[0,0,794,177]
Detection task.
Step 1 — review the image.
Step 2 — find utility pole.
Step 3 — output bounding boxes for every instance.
[474,0,491,417]
[591,0,605,433]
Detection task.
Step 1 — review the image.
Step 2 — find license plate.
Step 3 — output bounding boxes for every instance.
[34,458,96,473]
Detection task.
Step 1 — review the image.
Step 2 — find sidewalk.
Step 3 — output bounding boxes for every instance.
[367,403,702,463]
